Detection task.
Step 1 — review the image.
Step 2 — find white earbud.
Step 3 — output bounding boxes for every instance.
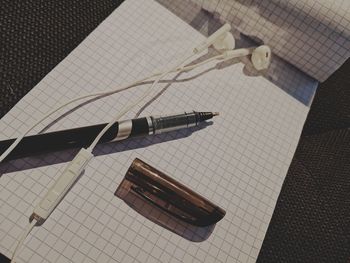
[251,45,271,70]
[223,45,271,70]
[212,32,235,51]
[193,23,271,70]
[193,23,232,54]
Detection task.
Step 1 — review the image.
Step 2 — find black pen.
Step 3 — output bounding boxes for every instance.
[0,111,219,161]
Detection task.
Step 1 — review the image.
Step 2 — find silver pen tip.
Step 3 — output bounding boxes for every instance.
[213,112,220,116]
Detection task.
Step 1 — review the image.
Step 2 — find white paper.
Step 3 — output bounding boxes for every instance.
[0,0,318,262]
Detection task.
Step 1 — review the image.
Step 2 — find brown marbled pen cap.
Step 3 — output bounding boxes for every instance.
[115,158,226,227]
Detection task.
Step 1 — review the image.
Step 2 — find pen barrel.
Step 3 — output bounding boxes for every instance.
[0,123,115,161]
[0,118,150,161]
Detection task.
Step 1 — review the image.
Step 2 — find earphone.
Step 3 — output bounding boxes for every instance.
[9,24,230,263]
[213,32,271,71]
[1,23,272,165]
[222,45,271,70]
[193,23,271,71]
[8,23,272,262]
[193,23,233,53]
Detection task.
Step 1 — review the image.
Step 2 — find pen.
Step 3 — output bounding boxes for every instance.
[0,111,218,161]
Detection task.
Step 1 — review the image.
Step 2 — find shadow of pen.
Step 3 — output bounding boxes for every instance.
[0,121,213,175]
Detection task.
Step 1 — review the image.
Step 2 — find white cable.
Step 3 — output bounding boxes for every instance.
[20,54,200,260]
[87,52,198,151]
[0,75,152,163]
[176,54,223,72]
[8,24,234,263]
[7,53,231,263]
[0,52,224,162]
[8,53,222,261]
[11,219,37,263]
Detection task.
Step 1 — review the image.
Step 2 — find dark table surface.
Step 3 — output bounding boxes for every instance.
[1,1,349,262]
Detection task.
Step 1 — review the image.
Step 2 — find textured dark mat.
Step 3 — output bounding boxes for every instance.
[0,0,124,117]
[258,59,350,262]
[1,1,349,262]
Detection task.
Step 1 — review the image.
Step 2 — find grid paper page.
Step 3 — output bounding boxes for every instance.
[1,0,318,262]
[189,0,350,82]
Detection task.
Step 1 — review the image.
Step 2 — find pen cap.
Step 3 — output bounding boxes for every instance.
[115,158,226,227]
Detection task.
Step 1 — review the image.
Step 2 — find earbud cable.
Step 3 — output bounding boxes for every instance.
[9,51,205,262]
[7,24,235,262]
[11,219,37,263]
[87,52,200,151]
[0,54,224,162]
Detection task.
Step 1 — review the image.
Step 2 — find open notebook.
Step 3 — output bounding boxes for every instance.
[0,0,334,262]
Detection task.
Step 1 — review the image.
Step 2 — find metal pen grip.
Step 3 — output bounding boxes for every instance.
[152,112,197,134]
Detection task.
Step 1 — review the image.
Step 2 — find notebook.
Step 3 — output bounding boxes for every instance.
[0,0,333,262]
